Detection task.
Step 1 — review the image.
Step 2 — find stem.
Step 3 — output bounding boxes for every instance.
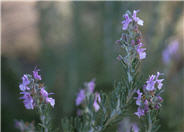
[104,113,118,129]
[39,106,49,132]
[147,112,152,132]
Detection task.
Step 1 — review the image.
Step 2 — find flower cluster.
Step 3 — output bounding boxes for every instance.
[19,68,55,110]
[117,10,146,61]
[135,72,164,118]
[122,10,143,30]
[75,79,101,114]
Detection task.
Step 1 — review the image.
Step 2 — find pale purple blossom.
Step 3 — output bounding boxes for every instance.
[157,79,164,90]
[19,67,55,110]
[40,88,48,97]
[145,72,164,91]
[87,80,95,93]
[157,96,163,102]
[19,75,30,91]
[46,97,55,107]
[134,107,145,118]
[136,43,146,60]
[155,104,160,110]
[144,100,149,113]
[33,68,41,80]
[135,90,142,106]
[76,89,85,106]
[156,72,164,90]
[93,92,101,112]
[145,75,156,91]
[132,10,144,26]
[122,13,132,30]
[20,92,34,109]
[135,72,164,118]
[40,88,55,107]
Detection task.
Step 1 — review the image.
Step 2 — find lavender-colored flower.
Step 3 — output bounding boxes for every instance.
[132,123,139,132]
[76,89,85,106]
[135,90,142,106]
[145,72,164,91]
[144,99,149,113]
[20,92,34,109]
[122,13,132,30]
[135,72,164,118]
[132,10,144,26]
[19,75,30,91]
[87,80,95,93]
[155,104,160,110]
[46,97,55,107]
[40,88,55,107]
[93,92,101,112]
[145,75,156,91]
[33,68,41,80]
[156,72,164,90]
[134,107,145,118]
[136,43,146,60]
[93,101,100,112]
[40,88,48,97]
[136,39,141,45]
[19,68,55,110]
[157,96,163,102]
[157,79,164,90]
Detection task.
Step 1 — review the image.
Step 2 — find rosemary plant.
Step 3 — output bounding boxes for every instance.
[16,68,55,132]
[16,10,164,132]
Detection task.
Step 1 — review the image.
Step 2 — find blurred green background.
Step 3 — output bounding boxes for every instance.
[1,1,184,132]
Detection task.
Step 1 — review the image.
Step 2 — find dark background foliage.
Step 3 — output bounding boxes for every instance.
[2,1,184,132]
